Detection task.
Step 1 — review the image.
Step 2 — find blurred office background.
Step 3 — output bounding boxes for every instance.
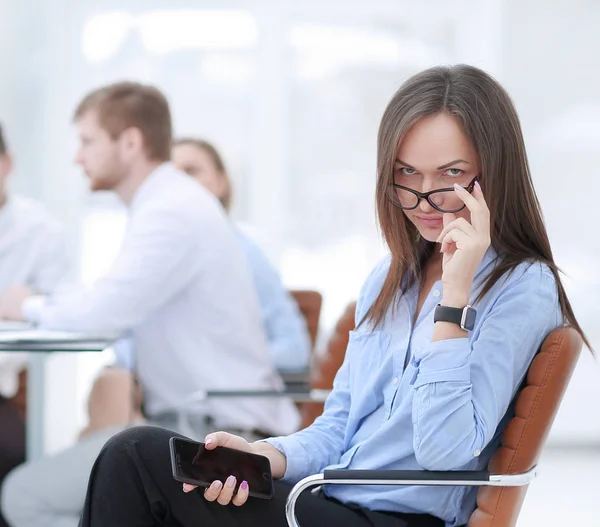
[0,0,598,523]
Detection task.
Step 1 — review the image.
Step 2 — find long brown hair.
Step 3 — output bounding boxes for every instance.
[172,138,232,211]
[366,64,590,350]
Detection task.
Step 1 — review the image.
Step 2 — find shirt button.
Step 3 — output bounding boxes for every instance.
[392,377,399,385]
[433,289,441,298]
[473,449,481,457]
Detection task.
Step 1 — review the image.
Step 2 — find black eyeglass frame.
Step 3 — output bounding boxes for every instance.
[388,176,479,213]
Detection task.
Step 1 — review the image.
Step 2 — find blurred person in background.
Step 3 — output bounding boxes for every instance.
[0,82,299,527]
[0,124,69,527]
[172,138,311,373]
[78,64,588,527]
[78,138,312,440]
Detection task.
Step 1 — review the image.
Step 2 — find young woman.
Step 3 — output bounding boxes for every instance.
[78,64,587,527]
[171,138,312,373]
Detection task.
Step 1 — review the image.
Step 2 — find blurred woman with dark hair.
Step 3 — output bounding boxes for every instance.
[172,138,312,373]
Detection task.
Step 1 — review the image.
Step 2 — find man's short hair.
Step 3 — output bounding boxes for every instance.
[0,124,7,156]
[74,82,172,162]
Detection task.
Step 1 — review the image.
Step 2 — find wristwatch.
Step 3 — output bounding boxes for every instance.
[433,304,477,331]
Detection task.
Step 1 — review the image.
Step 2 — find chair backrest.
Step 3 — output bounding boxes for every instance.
[290,290,323,349]
[299,305,583,526]
[469,327,583,527]
[300,301,356,429]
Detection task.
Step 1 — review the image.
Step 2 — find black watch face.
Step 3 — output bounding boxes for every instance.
[464,307,477,330]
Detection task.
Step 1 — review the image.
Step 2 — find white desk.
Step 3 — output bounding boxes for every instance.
[0,328,115,460]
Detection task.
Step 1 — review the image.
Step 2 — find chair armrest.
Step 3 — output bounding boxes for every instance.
[279,369,311,386]
[285,467,537,527]
[323,469,490,482]
[189,388,330,403]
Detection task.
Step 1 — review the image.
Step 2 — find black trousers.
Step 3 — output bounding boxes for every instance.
[0,396,26,527]
[79,426,445,527]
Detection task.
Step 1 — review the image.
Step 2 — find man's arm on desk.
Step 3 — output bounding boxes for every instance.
[1,207,198,333]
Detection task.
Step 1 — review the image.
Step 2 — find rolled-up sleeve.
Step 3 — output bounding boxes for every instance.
[412,269,561,470]
[26,207,198,334]
[412,339,471,387]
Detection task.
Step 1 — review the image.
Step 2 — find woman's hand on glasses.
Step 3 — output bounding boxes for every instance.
[436,181,491,305]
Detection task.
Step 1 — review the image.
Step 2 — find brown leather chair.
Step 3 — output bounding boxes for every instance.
[469,327,582,526]
[289,290,323,349]
[286,326,584,527]
[300,301,356,429]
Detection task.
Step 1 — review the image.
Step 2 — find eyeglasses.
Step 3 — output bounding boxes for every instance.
[388,176,478,213]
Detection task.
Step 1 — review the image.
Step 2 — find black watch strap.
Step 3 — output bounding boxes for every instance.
[434,304,477,331]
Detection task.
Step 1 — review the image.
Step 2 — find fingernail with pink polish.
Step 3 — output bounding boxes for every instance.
[241,481,248,490]
[205,437,213,446]
[227,476,236,487]
[475,181,481,190]
[453,183,463,191]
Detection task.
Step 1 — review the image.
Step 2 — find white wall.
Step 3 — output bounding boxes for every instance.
[500,0,600,444]
[0,0,597,451]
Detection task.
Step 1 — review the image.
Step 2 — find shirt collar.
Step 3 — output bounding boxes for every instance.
[401,245,500,303]
[474,245,500,282]
[129,162,173,211]
[406,244,499,286]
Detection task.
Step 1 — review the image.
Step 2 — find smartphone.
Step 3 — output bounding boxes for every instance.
[169,437,275,499]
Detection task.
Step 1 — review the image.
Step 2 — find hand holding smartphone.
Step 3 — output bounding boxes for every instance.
[169,437,275,499]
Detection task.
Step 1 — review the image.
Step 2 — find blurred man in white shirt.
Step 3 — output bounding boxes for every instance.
[0,82,299,527]
[0,124,68,527]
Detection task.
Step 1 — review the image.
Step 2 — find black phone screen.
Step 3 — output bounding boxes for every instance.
[170,437,274,499]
